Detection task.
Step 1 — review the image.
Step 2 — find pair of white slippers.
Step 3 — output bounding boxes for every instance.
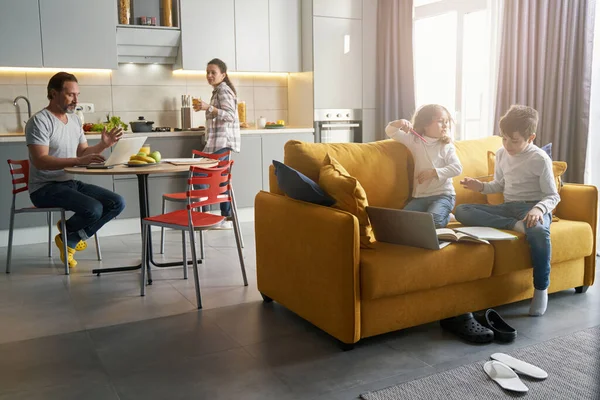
[483,353,548,393]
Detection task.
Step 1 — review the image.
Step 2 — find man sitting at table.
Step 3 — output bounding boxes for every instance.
[25,72,125,268]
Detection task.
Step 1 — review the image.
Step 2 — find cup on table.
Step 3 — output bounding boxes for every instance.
[139,145,151,155]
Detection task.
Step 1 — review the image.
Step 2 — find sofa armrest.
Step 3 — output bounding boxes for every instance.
[255,191,361,344]
[555,183,598,285]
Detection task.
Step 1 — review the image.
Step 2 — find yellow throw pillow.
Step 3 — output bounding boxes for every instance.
[486,151,567,215]
[319,154,374,249]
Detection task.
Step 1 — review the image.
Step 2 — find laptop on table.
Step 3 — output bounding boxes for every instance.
[81,136,148,169]
[365,206,451,250]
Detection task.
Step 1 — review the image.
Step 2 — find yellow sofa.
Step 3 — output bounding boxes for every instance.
[254,136,597,346]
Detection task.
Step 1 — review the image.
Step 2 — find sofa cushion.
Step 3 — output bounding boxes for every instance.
[319,154,374,248]
[284,140,413,209]
[453,136,503,207]
[360,241,495,300]
[272,160,335,206]
[490,220,594,276]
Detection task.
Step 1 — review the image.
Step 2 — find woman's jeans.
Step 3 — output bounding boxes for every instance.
[404,194,456,228]
[198,147,231,217]
[30,180,126,248]
[454,201,552,290]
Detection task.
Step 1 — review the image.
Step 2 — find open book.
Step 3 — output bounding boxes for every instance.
[455,227,518,241]
[436,229,490,245]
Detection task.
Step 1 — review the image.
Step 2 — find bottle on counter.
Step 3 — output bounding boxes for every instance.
[237,101,246,124]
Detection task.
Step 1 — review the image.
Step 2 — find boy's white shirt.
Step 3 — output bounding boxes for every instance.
[385,122,462,198]
[482,144,560,214]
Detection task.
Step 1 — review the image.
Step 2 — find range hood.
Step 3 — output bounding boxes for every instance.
[116,26,180,64]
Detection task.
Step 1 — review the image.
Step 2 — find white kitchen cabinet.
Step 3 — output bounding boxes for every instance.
[261,132,313,189]
[231,135,264,207]
[39,0,118,69]
[269,0,301,72]
[179,0,236,70]
[313,16,362,109]
[313,0,362,19]
[234,0,270,72]
[362,0,377,109]
[0,0,43,67]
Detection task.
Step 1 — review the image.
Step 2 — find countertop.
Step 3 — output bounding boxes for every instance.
[0,127,314,143]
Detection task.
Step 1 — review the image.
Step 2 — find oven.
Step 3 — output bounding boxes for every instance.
[314,109,362,143]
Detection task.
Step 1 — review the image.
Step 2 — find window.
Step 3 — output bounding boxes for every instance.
[413,0,501,140]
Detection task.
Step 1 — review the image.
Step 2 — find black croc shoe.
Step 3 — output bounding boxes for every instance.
[478,309,517,342]
[440,313,494,344]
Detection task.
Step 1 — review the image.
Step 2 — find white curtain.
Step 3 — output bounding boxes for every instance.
[585,4,600,254]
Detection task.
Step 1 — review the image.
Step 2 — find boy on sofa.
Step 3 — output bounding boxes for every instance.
[455,105,559,316]
[385,104,462,228]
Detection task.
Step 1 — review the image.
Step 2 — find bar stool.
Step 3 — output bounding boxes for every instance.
[6,159,101,275]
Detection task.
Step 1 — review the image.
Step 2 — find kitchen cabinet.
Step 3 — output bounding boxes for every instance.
[313,0,362,19]
[260,132,313,189]
[313,17,362,109]
[269,0,301,72]
[39,0,118,69]
[234,0,270,72]
[231,135,263,207]
[0,0,43,67]
[179,0,235,70]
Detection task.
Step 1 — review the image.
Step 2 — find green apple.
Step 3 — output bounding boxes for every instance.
[137,151,147,157]
[149,150,162,163]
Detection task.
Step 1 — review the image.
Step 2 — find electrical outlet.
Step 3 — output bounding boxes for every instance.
[78,103,95,113]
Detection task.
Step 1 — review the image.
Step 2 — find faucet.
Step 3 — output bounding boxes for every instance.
[14,96,32,120]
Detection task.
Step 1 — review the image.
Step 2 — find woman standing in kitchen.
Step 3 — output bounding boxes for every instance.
[193,58,240,222]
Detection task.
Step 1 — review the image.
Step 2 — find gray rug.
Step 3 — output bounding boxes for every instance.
[361,326,600,399]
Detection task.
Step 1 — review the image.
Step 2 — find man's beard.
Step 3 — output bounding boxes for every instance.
[64,104,76,114]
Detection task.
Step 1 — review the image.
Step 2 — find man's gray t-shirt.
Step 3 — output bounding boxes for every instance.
[25,109,86,193]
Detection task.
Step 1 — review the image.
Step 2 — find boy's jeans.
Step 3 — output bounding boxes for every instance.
[454,202,552,290]
[30,180,126,248]
[198,147,231,217]
[404,194,456,228]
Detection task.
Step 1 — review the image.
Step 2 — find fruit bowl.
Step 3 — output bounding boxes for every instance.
[264,124,285,129]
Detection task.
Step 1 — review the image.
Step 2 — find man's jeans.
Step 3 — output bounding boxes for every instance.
[454,202,552,290]
[404,194,456,228]
[198,147,231,217]
[30,180,126,248]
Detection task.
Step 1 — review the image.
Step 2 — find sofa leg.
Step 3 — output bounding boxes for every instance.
[575,286,589,294]
[260,292,273,303]
[338,340,355,351]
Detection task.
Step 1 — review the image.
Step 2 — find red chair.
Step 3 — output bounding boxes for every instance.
[140,160,247,308]
[6,159,101,275]
[159,149,244,255]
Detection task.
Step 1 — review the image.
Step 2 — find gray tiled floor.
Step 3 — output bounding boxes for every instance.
[0,223,598,399]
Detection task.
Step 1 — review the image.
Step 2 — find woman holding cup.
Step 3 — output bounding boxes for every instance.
[192,58,240,222]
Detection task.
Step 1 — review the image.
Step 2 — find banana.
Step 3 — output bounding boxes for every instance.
[128,159,148,165]
[130,155,156,163]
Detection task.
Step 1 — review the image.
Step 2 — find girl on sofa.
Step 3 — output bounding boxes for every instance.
[385,104,462,228]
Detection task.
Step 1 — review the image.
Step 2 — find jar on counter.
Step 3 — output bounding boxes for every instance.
[118,0,130,25]
[237,101,247,124]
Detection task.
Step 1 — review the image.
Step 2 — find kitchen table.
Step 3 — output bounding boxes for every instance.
[64,161,218,282]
